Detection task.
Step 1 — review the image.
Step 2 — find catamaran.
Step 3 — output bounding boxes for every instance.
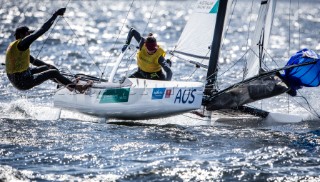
[54,0,320,121]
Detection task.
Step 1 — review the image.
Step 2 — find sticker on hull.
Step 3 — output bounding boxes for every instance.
[165,89,172,98]
[152,88,166,100]
[99,88,130,103]
[174,89,196,104]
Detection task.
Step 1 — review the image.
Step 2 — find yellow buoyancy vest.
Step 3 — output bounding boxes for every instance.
[137,45,166,73]
[5,39,30,74]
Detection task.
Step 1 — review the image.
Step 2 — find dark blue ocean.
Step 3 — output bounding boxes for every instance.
[1,0,320,181]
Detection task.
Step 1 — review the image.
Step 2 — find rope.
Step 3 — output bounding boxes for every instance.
[287,92,290,114]
[241,0,255,79]
[61,17,103,75]
[298,0,301,50]
[34,0,71,60]
[288,0,292,57]
[111,0,159,80]
[262,47,280,68]
[142,0,159,35]
[244,0,255,52]
[203,0,238,85]
[0,0,4,19]
[220,0,237,51]
[186,50,210,81]
[290,92,320,119]
[202,0,238,85]
[203,48,250,91]
[101,0,135,80]
[30,0,99,86]
[123,46,137,77]
[217,49,249,79]
[30,0,107,89]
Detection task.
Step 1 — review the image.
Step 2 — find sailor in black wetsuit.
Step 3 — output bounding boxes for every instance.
[5,8,91,93]
[122,27,172,81]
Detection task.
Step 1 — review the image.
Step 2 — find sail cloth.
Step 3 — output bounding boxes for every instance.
[281,49,320,92]
[172,0,232,65]
[244,0,276,79]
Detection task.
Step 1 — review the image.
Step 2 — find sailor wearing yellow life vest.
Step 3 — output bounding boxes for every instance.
[122,27,172,80]
[5,8,91,93]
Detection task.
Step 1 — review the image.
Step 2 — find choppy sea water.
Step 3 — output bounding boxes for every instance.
[1,0,320,181]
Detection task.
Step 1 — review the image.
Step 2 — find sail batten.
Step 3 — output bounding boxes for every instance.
[172,50,210,60]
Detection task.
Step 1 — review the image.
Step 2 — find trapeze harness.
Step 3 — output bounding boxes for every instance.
[5,39,35,90]
[131,45,166,80]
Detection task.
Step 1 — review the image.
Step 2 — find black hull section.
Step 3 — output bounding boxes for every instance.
[205,73,289,111]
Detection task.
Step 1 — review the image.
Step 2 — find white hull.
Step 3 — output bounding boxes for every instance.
[54,78,204,119]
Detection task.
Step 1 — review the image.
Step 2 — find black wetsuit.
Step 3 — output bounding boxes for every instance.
[124,27,172,81]
[7,13,75,90]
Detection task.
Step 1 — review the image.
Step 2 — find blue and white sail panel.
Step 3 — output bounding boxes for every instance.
[244,0,276,79]
[172,0,220,65]
[282,49,320,91]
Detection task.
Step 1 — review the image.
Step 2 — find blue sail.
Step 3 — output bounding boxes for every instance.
[282,49,320,92]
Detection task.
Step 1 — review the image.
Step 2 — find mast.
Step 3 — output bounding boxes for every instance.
[244,0,276,79]
[205,0,229,95]
[258,29,265,73]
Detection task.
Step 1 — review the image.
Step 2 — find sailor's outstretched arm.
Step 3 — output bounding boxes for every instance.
[124,27,146,50]
[18,8,66,51]
[125,27,142,44]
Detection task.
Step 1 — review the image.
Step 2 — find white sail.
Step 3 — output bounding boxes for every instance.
[173,0,234,67]
[244,0,276,79]
[172,0,220,64]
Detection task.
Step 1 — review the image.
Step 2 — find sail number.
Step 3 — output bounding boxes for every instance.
[174,89,196,104]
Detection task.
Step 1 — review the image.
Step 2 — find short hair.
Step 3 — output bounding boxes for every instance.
[14,26,34,39]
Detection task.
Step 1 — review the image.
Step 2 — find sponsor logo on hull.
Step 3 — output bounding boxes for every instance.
[99,88,130,103]
[152,88,166,100]
[174,89,196,104]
